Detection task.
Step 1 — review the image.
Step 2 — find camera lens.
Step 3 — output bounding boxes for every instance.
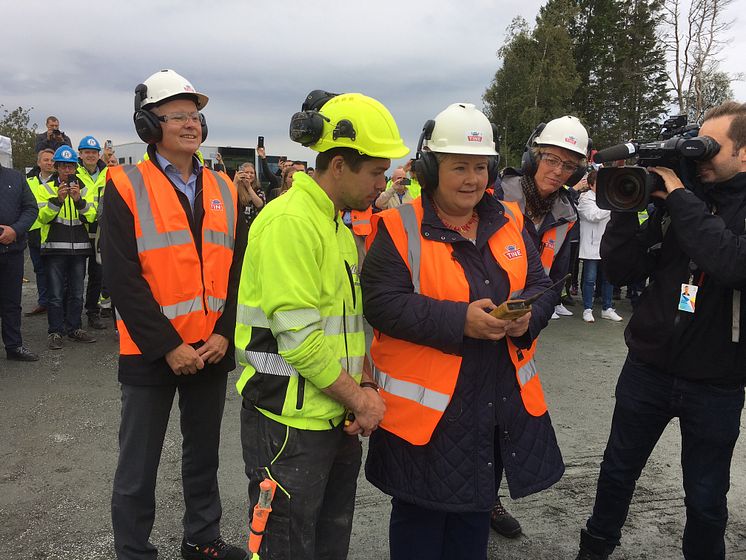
[605,169,647,211]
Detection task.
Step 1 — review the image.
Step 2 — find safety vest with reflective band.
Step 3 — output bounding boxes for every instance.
[77,164,108,240]
[235,171,366,431]
[26,175,56,231]
[34,175,97,255]
[369,197,548,445]
[107,160,237,355]
[538,221,574,276]
[350,207,372,236]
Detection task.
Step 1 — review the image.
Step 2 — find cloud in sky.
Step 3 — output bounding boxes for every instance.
[3,0,744,166]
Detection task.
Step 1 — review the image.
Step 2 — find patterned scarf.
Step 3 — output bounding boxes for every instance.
[521,173,558,222]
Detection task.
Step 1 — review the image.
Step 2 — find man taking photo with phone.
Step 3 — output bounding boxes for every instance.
[375,166,414,210]
[35,116,72,153]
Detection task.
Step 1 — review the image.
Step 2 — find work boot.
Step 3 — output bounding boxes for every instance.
[87,314,108,330]
[181,536,246,560]
[68,329,96,343]
[490,497,522,538]
[576,528,612,560]
[6,346,40,362]
[48,333,64,350]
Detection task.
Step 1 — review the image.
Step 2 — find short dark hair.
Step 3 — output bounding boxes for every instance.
[315,147,375,173]
[46,116,58,124]
[587,169,597,186]
[703,101,746,154]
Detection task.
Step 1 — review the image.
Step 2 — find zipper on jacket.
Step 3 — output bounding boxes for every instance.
[295,376,306,410]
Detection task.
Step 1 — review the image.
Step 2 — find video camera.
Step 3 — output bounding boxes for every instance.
[593,115,720,212]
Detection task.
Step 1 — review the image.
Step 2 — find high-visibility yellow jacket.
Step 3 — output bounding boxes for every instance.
[77,163,108,240]
[35,174,97,255]
[235,171,366,430]
[26,174,56,232]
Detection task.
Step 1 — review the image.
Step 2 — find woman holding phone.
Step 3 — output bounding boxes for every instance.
[361,104,561,559]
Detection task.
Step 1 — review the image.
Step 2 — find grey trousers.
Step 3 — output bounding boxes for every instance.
[112,374,228,560]
[240,402,362,560]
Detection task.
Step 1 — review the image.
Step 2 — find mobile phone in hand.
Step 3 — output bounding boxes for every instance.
[258,136,264,149]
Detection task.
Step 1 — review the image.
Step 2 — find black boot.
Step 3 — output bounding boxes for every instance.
[490,497,522,538]
[88,313,108,330]
[576,528,613,560]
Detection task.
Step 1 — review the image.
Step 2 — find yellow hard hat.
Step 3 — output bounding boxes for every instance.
[311,93,409,159]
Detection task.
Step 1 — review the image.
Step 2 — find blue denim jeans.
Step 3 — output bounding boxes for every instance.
[45,254,87,334]
[582,259,612,310]
[586,354,744,559]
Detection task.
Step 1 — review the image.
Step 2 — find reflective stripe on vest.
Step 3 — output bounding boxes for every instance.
[351,208,373,236]
[370,198,548,445]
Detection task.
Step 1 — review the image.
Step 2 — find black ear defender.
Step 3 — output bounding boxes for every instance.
[412,120,438,190]
[133,83,208,145]
[289,89,340,146]
[520,123,546,176]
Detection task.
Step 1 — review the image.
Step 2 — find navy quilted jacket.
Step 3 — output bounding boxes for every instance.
[361,194,564,511]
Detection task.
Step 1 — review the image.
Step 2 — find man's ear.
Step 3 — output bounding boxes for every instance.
[330,154,346,177]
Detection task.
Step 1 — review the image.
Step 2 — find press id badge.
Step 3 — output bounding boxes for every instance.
[678,283,698,313]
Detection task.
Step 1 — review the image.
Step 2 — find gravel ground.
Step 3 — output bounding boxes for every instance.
[1,264,745,559]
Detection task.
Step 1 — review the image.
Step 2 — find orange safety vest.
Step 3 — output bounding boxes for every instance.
[369,198,548,445]
[351,208,373,237]
[107,161,237,355]
[538,221,575,276]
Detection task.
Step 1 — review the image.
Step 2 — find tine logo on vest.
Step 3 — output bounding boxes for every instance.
[504,244,523,260]
[467,131,483,143]
[210,198,223,211]
[542,238,556,251]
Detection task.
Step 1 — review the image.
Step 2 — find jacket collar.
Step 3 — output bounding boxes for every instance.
[421,191,508,247]
[501,173,577,230]
[292,171,338,222]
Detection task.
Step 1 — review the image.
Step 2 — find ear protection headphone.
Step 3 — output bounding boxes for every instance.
[520,122,592,188]
[412,121,500,191]
[133,83,208,145]
[289,90,357,147]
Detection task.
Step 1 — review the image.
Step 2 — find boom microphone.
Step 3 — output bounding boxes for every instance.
[593,142,638,164]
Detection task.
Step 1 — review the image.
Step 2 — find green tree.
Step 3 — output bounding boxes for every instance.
[0,105,37,170]
[483,0,580,168]
[684,67,734,123]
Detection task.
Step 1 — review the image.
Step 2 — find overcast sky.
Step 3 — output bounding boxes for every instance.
[3,0,744,167]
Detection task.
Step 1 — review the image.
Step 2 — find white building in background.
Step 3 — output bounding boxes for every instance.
[0,135,13,167]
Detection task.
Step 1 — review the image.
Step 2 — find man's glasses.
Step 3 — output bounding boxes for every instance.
[539,152,580,174]
[157,111,202,125]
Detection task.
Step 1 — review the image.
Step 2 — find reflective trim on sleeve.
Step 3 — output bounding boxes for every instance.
[322,314,364,337]
[80,202,94,214]
[53,216,82,226]
[245,350,299,377]
[374,369,450,412]
[341,355,365,375]
[396,203,422,294]
[160,296,202,320]
[277,324,320,352]
[269,308,322,332]
[237,304,270,328]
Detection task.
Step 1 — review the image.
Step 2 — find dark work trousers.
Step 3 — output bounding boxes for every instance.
[45,254,86,334]
[85,254,103,317]
[586,354,744,560]
[111,373,228,560]
[0,250,25,351]
[240,403,362,560]
[27,231,48,307]
[389,498,490,560]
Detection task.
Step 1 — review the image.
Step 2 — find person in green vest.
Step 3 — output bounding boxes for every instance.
[235,90,408,558]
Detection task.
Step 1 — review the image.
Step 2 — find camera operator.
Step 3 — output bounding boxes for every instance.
[374,166,414,209]
[35,116,72,153]
[576,101,746,559]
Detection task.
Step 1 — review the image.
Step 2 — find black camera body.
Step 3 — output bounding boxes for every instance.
[595,116,720,212]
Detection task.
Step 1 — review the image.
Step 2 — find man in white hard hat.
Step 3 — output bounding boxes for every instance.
[491,115,590,537]
[103,69,246,560]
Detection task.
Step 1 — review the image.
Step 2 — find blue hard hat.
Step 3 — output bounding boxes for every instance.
[78,135,101,151]
[53,146,78,163]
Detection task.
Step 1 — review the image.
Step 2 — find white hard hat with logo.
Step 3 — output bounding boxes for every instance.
[534,115,588,156]
[139,69,209,110]
[423,103,498,156]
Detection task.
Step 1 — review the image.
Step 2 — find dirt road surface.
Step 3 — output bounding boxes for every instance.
[2,269,745,559]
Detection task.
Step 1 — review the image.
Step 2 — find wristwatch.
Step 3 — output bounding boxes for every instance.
[360,381,380,392]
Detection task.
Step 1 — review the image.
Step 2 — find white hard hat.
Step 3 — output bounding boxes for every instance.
[534,116,588,156]
[139,69,209,110]
[423,103,497,156]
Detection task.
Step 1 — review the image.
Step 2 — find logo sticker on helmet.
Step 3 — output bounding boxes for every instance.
[210,199,223,211]
[565,136,577,145]
[88,138,96,146]
[184,85,195,93]
[467,131,483,143]
[62,150,72,159]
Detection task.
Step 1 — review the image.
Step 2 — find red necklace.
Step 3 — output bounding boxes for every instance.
[436,209,478,233]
